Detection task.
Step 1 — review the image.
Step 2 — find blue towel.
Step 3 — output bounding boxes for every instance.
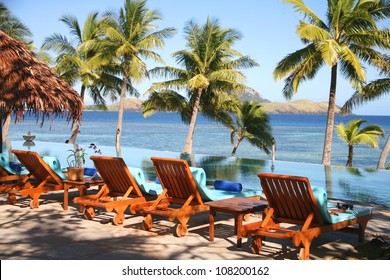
[9,161,23,173]
[84,167,98,176]
[213,180,242,192]
[155,177,160,184]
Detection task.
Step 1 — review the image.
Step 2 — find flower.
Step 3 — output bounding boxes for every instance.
[67,143,102,168]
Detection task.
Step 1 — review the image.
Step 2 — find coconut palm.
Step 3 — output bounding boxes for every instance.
[144,17,259,154]
[342,56,390,112]
[378,135,390,169]
[43,13,104,100]
[1,3,33,142]
[229,101,273,157]
[341,57,390,169]
[98,0,176,155]
[0,3,32,42]
[274,0,390,165]
[42,12,121,143]
[335,119,385,167]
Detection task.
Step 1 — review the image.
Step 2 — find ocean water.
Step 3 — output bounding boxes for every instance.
[5,111,390,168]
[4,111,390,205]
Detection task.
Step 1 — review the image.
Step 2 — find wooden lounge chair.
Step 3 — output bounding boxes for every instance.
[130,157,210,237]
[73,156,147,225]
[0,152,27,182]
[10,150,66,208]
[0,165,27,204]
[242,172,373,260]
[1,153,26,190]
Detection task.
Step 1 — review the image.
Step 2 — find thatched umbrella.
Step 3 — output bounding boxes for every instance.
[0,30,83,153]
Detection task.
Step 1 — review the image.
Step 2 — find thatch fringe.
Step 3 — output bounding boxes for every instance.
[0,30,83,125]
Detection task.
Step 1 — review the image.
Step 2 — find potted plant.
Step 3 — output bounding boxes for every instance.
[67,144,101,181]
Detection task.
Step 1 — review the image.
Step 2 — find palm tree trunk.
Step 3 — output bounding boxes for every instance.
[346,144,353,167]
[68,85,86,144]
[2,114,11,141]
[231,145,238,156]
[322,64,337,166]
[271,137,276,165]
[116,77,127,157]
[377,136,390,169]
[324,164,333,197]
[182,89,202,154]
[231,136,243,156]
[0,114,11,154]
[0,115,2,154]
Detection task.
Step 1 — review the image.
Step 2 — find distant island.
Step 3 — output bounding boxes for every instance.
[85,93,341,114]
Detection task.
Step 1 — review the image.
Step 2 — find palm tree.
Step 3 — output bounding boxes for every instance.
[229,101,273,157]
[0,3,32,42]
[144,17,259,154]
[99,0,176,155]
[42,12,120,143]
[274,0,390,166]
[1,3,32,143]
[335,119,385,167]
[341,57,390,169]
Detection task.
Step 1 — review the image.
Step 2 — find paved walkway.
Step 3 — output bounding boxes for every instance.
[0,190,389,260]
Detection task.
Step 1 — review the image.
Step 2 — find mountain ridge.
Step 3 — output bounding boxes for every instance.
[85,98,341,114]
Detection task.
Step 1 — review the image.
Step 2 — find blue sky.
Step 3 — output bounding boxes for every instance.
[5,0,390,115]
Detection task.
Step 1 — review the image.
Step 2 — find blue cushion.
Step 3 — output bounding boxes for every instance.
[214,180,243,192]
[0,153,17,174]
[189,167,262,201]
[312,186,373,224]
[128,167,163,195]
[128,167,145,185]
[142,182,163,195]
[42,156,67,180]
[190,167,207,188]
[9,161,23,173]
[84,167,97,176]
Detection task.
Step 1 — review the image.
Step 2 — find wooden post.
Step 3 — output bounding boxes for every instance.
[271,137,276,165]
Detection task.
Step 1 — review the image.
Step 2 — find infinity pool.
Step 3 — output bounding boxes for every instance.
[6,141,390,205]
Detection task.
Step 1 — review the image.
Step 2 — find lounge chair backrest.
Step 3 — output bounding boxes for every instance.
[258,172,326,226]
[151,157,204,204]
[42,156,67,180]
[12,150,63,185]
[0,153,14,175]
[90,156,143,197]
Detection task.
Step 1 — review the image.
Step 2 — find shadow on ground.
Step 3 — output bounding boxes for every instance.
[0,191,388,260]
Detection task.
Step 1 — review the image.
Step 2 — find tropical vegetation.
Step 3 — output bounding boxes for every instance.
[92,0,176,155]
[0,3,32,142]
[274,0,390,166]
[342,57,390,169]
[229,101,273,157]
[0,3,32,42]
[3,0,390,167]
[42,12,122,143]
[142,17,259,154]
[335,119,385,167]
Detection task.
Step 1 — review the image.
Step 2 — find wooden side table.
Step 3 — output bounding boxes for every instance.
[206,197,268,248]
[63,178,104,212]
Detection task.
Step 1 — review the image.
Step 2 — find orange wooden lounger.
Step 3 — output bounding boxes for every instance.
[242,172,373,260]
[10,150,65,208]
[130,157,210,237]
[73,156,146,225]
[0,166,26,202]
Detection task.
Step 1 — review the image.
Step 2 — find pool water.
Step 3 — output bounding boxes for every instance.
[6,140,390,206]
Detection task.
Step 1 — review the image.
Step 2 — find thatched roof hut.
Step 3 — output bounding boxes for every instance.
[0,30,83,151]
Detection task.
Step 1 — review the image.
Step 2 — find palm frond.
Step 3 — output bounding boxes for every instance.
[142,90,188,117]
[282,0,327,27]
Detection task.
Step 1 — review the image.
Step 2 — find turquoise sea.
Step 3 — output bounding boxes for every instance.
[4,112,390,205]
[6,111,390,167]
